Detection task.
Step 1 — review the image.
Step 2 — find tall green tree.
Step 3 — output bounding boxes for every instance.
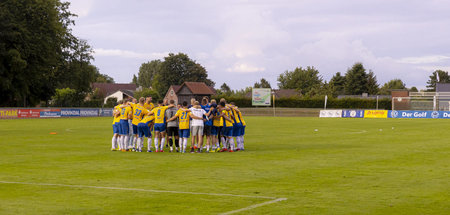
[329,72,346,96]
[426,70,450,91]
[137,60,162,88]
[277,66,323,95]
[0,0,104,107]
[366,70,379,95]
[254,78,271,88]
[379,79,407,95]
[344,63,369,95]
[219,83,232,96]
[153,53,214,96]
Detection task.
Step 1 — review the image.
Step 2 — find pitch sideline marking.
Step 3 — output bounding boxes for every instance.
[220,198,288,215]
[348,130,367,134]
[0,181,287,213]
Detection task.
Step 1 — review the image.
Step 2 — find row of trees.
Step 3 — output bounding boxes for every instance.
[0,0,113,107]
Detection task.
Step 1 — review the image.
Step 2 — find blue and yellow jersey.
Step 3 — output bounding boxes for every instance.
[237,109,246,126]
[152,106,169,124]
[144,102,155,111]
[175,109,192,129]
[113,105,121,124]
[132,104,149,125]
[220,110,233,127]
[231,108,241,124]
[119,106,132,120]
[212,109,221,127]
[139,115,155,126]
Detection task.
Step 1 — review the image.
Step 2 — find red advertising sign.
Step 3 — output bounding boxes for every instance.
[0,109,18,119]
[18,109,41,118]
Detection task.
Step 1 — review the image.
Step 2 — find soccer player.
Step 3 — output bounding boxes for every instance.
[210,100,221,152]
[111,101,122,151]
[229,102,243,151]
[165,100,180,152]
[190,101,206,153]
[137,114,155,152]
[201,97,214,152]
[130,97,149,151]
[151,100,174,152]
[144,97,155,111]
[219,101,235,152]
[119,99,133,151]
[128,98,138,150]
[236,106,246,150]
[167,101,203,153]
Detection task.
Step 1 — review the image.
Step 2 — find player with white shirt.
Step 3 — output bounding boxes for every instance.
[189,101,206,153]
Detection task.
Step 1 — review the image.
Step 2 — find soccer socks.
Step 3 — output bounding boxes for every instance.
[160,137,165,150]
[136,138,141,151]
[147,138,152,151]
[154,137,159,151]
[112,136,117,149]
[175,138,179,148]
[229,138,235,151]
[183,138,188,151]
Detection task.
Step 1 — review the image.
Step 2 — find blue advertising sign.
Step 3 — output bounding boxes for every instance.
[388,110,440,119]
[99,108,113,116]
[80,109,99,117]
[342,110,364,118]
[40,109,61,118]
[61,109,81,117]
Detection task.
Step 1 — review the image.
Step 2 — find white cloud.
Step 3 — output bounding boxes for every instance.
[94,48,167,60]
[69,0,94,17]
[397,55,450,64]
[226,63,265,73]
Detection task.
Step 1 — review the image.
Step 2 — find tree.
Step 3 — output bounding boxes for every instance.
[153,53,214,96]
[366,70,379,95]
[277,66,323,95]
[426,70,450,91]
[379,79,407,95]
[95,73,114,83]
[137,60,162,88]
[134,88,160,101]
[329,72,346,96]
[50,88,78,107]
[219,83,232,96]
[254,78,271,88]
[344,63,369,95]
[409,86,418,92]
[0,0,101,107]
[132,74,138,86]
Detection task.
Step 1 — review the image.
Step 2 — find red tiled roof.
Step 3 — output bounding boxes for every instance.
[172,85,181,93]
[177,82,215,95]
[92,83,137,96]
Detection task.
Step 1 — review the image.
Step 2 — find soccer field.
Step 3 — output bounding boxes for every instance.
[1,117,449,214]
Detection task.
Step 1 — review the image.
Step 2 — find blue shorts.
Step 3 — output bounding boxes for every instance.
[232,123,243,137]
[119,120,129,135]
[132,124,138,135]
[241,126,246,136]
[154,123,166,132]
[179,129,190,138]
[211,126,219,135]
[138,123,151,138]
[222,126,233,137]
[113,123,119,134]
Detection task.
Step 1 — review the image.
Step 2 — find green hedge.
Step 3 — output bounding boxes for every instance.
[212,96,391,110]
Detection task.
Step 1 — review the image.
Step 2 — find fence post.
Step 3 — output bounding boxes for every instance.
[324,95,328,109]
[376,95,379,110]
[433,95,437,111]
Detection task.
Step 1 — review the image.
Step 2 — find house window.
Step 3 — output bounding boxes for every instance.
[170,90,174,96]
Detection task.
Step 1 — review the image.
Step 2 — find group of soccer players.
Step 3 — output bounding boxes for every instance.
[111,96,246,153]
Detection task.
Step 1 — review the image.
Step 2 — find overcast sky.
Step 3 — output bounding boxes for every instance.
[68,0,450,90]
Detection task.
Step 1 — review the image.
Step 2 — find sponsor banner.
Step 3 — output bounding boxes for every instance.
[18,109,41,118]
[61,109,81,117]
[319,110,343,118]
[0,109,18,119]
[80,109,99,117]
[39,109,61,118]
[342,110,364,118]
[389,110,450,119]
[99,109,114,117]
[364,110,388,118]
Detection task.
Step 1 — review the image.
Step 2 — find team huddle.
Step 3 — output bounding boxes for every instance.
[111,97,246,153]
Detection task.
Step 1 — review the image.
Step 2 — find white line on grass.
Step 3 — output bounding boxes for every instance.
[348,130,367,134]
[0,180,287,214]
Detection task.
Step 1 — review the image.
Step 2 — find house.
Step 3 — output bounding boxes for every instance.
[164,82,215,105]
[104,89,135,104]
[91,83,138,104]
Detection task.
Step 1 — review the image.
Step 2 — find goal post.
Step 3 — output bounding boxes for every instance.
[392,92,450,111]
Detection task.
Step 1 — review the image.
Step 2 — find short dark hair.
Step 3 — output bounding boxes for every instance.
[169,100,175,104]
[219,101,226,107]
[182,101,188,107]
[158,100,163,104]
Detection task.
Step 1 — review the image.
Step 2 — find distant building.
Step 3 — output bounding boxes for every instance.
[91,83,137,104]
[164,82,215,105]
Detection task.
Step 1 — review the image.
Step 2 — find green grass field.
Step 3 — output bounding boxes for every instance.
[1,116,449,214]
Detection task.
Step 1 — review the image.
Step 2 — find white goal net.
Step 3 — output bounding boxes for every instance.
[392,92,450,111]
